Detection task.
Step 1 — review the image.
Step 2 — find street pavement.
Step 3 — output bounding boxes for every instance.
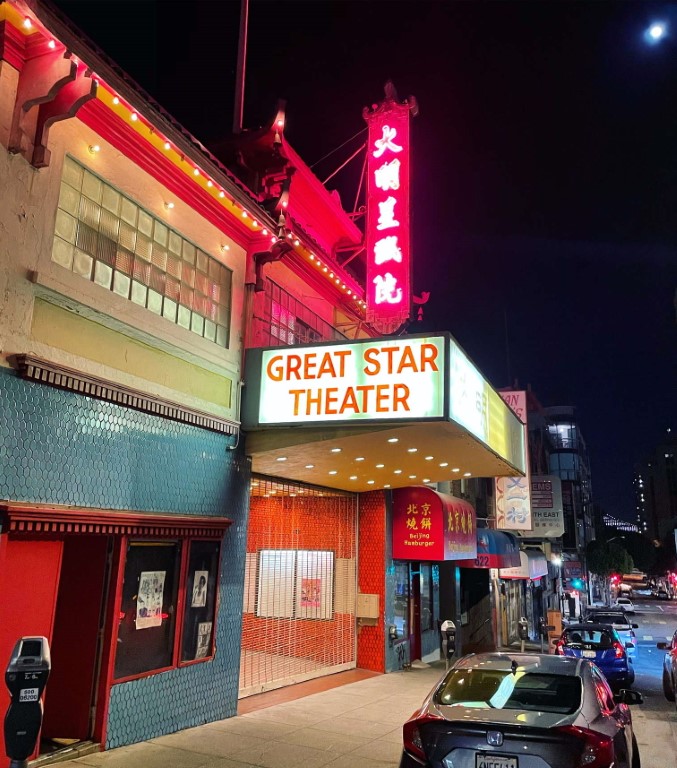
[67,598,677,768]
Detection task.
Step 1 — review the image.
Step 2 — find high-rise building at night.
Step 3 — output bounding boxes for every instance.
[634,430,677,541]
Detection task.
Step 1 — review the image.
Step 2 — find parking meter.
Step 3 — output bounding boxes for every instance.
[517,617,528,651]
[4,637,51,767]
[440,620,456,668]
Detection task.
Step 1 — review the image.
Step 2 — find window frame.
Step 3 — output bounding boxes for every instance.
[112,536,222,683]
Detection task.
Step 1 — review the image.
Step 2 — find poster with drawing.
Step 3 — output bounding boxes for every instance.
[136,570,165,629]
[195,622,212,659]
[301,578,321,608]
[191,570,209,607]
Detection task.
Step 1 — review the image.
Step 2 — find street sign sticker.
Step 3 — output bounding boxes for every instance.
[19,687,39,702]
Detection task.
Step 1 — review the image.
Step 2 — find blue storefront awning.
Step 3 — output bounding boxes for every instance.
[458,528,521,569]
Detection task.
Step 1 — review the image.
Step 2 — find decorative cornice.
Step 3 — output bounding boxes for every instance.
[0,502,232,538]
[12,354,239,436]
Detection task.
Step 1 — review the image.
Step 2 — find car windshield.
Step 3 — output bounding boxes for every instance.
[564,628,616,648]
[435,669,582,714]
[586,614,630,628]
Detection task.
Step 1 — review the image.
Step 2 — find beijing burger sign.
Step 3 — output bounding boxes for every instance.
[257,337,445,424]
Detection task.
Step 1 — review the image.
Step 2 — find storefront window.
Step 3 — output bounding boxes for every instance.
[393,562,409,637]
[114,542,181,680]
[420,563,433,631]
[181,541,220,662]
[256,549,335,620]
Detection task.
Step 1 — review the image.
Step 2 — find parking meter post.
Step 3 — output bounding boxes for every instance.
[4,637,51,768]
[440,620,456,671]
[517,617,528,653]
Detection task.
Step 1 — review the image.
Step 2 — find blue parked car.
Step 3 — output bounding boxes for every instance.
[555,623,635,691]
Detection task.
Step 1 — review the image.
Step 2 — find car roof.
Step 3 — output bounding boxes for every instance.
[454,652,583,676]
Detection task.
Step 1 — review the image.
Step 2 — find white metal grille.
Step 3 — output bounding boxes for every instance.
[240,477,357,697]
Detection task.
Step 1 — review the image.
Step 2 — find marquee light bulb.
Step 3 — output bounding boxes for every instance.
[219,191,225,198]
[130,112,138,121]
[193,168,200,176]
[23,18,32,28]
[163,141,171,150]
[112,96,120,105]
[207,180,213,187]
[164,201,175,210]
[262,228,268,236]
[241,210,248,218]
[294,239,300,246]
[48,40,56,49]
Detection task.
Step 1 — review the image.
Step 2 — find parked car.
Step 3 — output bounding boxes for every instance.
[657,629,677,705]
[399,652,642,768]
[582,610,639,659]
[656,587,671,600]
[554,623,635,691]
[613,597,636,613]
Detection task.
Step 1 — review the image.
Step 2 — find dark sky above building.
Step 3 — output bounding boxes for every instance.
[52,0,677,522]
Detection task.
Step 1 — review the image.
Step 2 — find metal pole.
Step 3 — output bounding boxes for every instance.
[232,0,249,134]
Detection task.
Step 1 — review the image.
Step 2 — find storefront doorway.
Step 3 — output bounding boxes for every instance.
[40,535,111,754]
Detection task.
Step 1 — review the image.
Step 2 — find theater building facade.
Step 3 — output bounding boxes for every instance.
[0,0,528,760]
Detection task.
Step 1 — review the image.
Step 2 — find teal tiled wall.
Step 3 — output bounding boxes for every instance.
[0,367,251,748]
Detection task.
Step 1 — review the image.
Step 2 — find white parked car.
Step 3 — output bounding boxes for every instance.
[613,597,635,613]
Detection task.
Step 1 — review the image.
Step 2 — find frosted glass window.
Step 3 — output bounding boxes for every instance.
[52,156,232,347]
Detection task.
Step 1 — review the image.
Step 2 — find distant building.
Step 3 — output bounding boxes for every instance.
[634,430,677,541]
[544,406,594,552]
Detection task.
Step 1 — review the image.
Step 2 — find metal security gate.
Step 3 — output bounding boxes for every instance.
[240,477,357,697]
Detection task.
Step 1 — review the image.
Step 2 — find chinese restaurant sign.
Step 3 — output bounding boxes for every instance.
[363,90,413,334]
[257,337,445,424]
[495,390,532,532]
[392,486,477,561]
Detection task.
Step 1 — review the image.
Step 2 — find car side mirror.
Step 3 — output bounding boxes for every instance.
[657,642,669,650]
[614,689,643,706]
[632,624,639,629]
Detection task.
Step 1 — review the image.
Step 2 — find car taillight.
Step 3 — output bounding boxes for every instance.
[555,725,614,767]
[402,713,442,762]
[613,641,625,659]
[554,638,565,655]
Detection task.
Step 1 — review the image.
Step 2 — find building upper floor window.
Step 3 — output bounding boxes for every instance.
[52,156,232,347]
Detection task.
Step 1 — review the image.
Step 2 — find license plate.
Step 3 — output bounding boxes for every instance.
[583,650,596,658]
[476,754,518,768]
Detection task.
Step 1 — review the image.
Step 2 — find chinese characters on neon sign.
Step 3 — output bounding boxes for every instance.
[364,90,413,334]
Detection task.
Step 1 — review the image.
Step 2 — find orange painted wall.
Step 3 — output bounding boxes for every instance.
[357,490,386,672]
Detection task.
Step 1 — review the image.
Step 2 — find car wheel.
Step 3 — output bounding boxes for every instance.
[663,669,675,702]
[632,735,641,768]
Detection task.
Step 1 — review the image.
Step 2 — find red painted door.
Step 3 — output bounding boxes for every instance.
[0,537,64,764]
[41,536,110,744]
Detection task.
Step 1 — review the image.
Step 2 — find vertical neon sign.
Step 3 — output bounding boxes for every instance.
[363,83,415,335]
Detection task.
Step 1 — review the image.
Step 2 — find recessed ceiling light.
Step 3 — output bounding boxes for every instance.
[270,490,277,494]
[355,457,365,462]
[367,480,375,485]
[439,462,449,467]
[251,481,259,486]
[350,475,358,480]
[331,448,342,453]
[425,456,434,461]
[394,469,403,474]
[276,457,287,462]
[464,472,472,477]
[305,464,315,469]
[376,463,385,469]
[407,448,418,453]
[387,438,399,443]
[452,468,460,472]
[289,493,297,497]
[423,478,431,483]
[409,475,417,479]
[384,484,391,488]
[329,470,338,475]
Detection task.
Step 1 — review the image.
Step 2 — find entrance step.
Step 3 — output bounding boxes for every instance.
[31,740,101,765]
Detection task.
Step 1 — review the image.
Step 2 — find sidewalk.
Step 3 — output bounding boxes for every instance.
[69,664,445,768]
[65,652,677,768]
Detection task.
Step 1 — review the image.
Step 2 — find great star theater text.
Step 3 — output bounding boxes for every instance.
[265,342,440,417]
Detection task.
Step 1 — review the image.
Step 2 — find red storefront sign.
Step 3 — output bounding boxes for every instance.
[363,85,414,334]
[392,487,477,561]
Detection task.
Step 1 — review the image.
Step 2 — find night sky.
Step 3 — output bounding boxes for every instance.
[51,1,677,522]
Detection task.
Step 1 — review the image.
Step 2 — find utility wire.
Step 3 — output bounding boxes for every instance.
[310,127,367,170]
